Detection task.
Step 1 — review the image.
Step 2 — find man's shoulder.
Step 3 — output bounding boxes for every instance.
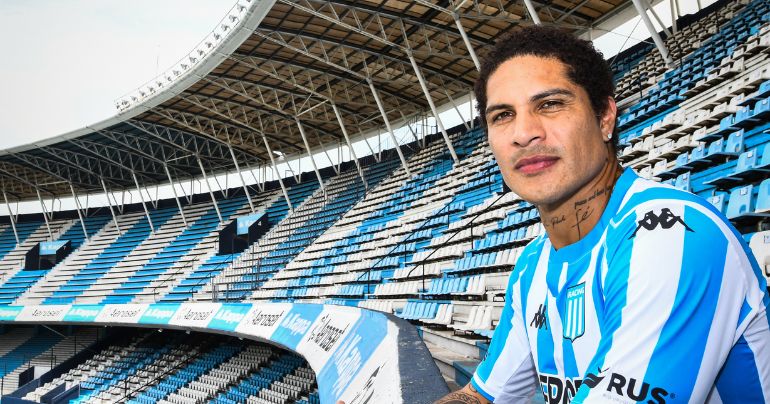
[606,175,741,249]
[612,176,727,229]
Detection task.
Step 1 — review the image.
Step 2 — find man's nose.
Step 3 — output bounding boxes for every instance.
[511,111,545,148]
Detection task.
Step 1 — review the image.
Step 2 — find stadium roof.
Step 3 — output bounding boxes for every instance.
[0,0,639,201]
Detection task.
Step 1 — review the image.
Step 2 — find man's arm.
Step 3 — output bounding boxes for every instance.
[434,383,492,404]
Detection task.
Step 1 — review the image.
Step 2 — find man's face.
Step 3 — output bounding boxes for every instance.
[485,55,615,208]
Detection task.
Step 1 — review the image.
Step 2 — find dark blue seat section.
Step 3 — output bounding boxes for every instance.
[59,215,113,251]
[217,157,399,302]
[0,269,48,305]
[0,328,62,379]
[208,354,308,404]
[0,221,42,261]
[127,344,241,403]
[100,197,247,304]
[43,207,178,305]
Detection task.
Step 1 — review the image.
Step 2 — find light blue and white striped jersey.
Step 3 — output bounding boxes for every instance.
[472,168,770,403]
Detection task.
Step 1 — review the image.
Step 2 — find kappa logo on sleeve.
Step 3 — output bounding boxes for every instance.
[629,208,693,239]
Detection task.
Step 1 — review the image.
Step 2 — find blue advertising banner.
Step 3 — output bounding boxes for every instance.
[138,303,180,324]
[63,305,102,322]
[271,304,324,350]
[0,306,22,321]
[39,241,68,255]
[208,303,253,331]
[317,310,388,404]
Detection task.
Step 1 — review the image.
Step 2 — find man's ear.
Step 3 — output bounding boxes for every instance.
[600,96,617,137]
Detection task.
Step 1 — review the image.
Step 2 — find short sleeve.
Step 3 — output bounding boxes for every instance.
[471,254,537,402]
[572,201,750,403]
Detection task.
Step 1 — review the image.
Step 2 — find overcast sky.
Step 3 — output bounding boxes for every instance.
[0,0,717,150]
[0,0,229,149]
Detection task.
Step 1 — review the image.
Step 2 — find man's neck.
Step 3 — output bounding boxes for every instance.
[538,159,623,250]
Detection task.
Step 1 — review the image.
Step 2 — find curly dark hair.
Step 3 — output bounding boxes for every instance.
[474,25,617,147]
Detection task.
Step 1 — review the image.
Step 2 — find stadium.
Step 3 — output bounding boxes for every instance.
[0,0,768,403]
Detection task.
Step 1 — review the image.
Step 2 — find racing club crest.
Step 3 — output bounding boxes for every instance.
[563,283,585,341]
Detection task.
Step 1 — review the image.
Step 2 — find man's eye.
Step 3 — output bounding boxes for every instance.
[491,111,513,123]
[540,100,563,110]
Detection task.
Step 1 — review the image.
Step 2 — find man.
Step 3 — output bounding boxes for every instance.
[434,26,770,403]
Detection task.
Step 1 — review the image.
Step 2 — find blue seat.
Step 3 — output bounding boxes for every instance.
[726,185,754,219]
[707,192,728,214]
[674,172,691,192]
[751,98,770,120]
[757,179,770,214]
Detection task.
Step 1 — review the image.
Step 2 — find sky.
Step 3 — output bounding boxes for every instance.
[0,0,229,149]
[0,0,718,213]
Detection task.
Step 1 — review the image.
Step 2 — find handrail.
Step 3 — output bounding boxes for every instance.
[359,160,457,298]
[188,253,236,302]
[111,338,217,403]
[408,190,508,292]
[209,169,376,301]
[391,163,506,293]
[151,252,209,302]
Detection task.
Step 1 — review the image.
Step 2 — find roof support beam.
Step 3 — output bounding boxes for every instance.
[295,119,326,198]
[631,0,674,68]
[331,103,367,189]
[274,1,460,166]
[69,182,89,241]
[319,0,491,46]
[163,164,188,227]
[523,0,543,24]
[367,78,410,176]
[125,120,254,167]
[260,135,293,213]
[227,143,255,214]
[219,54,377,179]
[131,171,155,233]
[10,152,98,191]
[406,51,459,164]
[641,0,671,37]
[230,52,422,111]
[2,190,20,245]
[100,178,122,233]
[408,0,481,71]
[35,188,53,239]
[196,157,224,224]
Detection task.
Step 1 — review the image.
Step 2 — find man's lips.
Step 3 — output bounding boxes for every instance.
[514,155,559,174]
